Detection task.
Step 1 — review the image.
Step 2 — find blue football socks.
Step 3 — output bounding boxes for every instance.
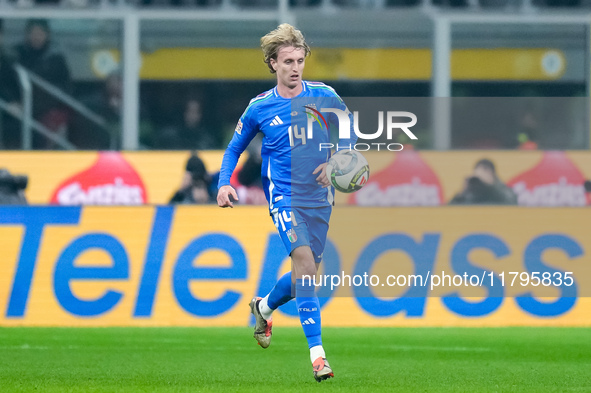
[267,272,294,310]
[295,278,322,349]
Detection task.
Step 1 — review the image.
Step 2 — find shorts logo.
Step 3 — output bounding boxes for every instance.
[235,120,243,134]
[286,229,297,243]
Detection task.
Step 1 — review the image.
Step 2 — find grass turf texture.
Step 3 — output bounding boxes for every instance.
[0,327,590,392]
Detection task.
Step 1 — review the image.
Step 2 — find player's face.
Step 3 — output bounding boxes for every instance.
[271,46,306,90]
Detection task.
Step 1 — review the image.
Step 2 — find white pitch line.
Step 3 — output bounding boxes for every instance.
[385,345,493,352]
[0,344,49,350]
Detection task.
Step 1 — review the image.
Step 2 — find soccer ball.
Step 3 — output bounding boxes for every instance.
[326,150,370,193]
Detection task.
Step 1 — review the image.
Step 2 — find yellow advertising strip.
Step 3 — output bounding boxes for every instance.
[130,48,565,81]
[452,49,566,81]
[139,48,270,80]
[4,150,591,206]
[0,151,246,205]
[137,48,431,80]
[121,150,242,205]
[0,206,589,327]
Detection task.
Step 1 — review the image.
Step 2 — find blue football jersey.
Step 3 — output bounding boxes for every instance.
[218,81,354,211]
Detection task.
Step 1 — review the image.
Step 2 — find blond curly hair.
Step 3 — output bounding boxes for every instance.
[260,23,311,74]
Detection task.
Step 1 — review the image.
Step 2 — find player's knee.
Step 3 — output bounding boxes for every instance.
[291,246,317,278]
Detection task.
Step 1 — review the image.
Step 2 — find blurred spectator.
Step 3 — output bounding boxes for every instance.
[289,0,321,6]
[431,0,468,7]
[450,158,517,205]
[139,0,217,6]
[385,0,421,5]
[91,70,123,125]
[13,19,72,149]
[517,106,539,150]
[518,134,538,150]
[0,19,23,149]
[15,0,61,6]
[158,97,220,150]
[169,152,216,204]
[585,180,591,201]
[538,0,581,6]
[74,70,153,149]
[74,70,122,149]
[0,169,28,204]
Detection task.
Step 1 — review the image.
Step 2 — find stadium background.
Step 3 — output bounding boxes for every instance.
[1,4,590,329]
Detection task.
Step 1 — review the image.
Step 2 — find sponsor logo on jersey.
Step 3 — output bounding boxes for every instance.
[235,120,243,134]
[270,115,283,126]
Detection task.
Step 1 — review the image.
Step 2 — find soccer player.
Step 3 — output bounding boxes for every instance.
[217,23,352,382]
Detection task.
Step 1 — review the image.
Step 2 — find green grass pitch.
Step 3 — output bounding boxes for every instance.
[0,327,590,392]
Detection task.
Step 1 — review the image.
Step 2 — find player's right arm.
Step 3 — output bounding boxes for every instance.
[217,185,239,208]
[217,104,260,208]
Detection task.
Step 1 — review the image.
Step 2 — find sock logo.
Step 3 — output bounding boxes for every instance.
[302,318,316,325]
[298,307,318,312]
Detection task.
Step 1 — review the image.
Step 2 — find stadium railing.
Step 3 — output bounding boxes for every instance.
[0,5,590,150]
[13,64,114,150]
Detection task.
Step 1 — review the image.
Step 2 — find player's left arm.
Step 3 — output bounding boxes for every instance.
[336,95,357,148]
[312,88,356,188]
[313,163,330,188]
[324,89,357,150]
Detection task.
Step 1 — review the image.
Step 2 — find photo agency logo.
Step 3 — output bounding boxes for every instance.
[305,105,418,151]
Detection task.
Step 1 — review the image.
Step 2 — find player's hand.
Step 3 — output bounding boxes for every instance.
[313,163,331,188]
[217,185,239,208]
